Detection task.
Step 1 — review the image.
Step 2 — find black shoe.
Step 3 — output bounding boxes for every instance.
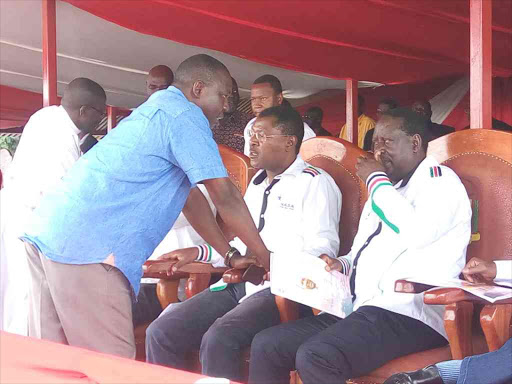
[383,365,444,384]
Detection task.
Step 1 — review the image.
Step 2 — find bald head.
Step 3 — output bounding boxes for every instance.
[61,78,107,134]
[174,54,230,87]
[173,54,232,126]
[146,65,174,96]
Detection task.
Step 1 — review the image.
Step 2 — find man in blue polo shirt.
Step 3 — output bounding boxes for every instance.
[21,54,270,358]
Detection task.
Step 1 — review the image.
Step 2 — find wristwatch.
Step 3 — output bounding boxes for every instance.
[224,247,240,267]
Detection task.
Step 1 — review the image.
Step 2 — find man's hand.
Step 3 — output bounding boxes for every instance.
[462,257,497,283]
[158,247,199,273]
[355,156,386,182]
[320,254,343,272]
[229,254,258,270]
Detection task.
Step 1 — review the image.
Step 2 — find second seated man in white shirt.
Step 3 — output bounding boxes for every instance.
[243,74,316,157]
[145,105,341,381]
[0,78,106,335]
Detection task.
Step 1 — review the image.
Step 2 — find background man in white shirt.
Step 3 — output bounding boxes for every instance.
[243,74,315,156]
[249,107,472,384]
[0,78,106,335]
[146,106,341,382]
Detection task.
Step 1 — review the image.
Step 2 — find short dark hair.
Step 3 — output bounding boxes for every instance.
[259,105,304,153]
[382,107,429,151]
[379,98,399,109]
[174,54,229,85]
[253,74,283,95]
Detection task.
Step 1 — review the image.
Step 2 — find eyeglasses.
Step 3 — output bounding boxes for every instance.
[82,105,106,118]
[248,127,294,143]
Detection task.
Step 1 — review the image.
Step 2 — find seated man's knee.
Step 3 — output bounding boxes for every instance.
[296,340,337,374]
[200,322,235,355]
[250,327,282,360]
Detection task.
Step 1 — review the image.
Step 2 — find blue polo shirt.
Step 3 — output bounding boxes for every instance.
[22,87,228,295]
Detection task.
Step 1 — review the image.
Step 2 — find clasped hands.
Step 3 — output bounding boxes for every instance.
[158,247,261,275]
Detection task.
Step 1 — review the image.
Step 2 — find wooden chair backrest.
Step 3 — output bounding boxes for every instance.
[218,144,255,195]
[217,144,255,241]
[428,130,512,263]
[300,137,368,256]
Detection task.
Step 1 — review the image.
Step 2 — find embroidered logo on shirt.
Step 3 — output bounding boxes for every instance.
[302,166,320,177]
[280,202,295,210]
[429,166,443,178]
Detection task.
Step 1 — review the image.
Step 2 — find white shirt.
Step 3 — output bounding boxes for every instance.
[494,260,512,286]
[243,117,316,156]
[205,155,342,301]
[338,156,472,339]
[0,105,82,334]
[3,105,82,212]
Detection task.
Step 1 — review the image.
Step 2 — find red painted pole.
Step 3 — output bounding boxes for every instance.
[469,0,492,129]
[346,79,358,145]
[107,106,118,132]
[42,0,58,107]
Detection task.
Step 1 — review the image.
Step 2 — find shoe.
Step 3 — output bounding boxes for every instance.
[383,365,444,384]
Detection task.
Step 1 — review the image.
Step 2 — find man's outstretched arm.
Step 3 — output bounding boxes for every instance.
[203,177,271,269]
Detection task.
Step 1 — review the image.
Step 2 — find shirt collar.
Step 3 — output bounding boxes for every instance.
[253,155,306,185]
[60,105,81,136]
[396,155,438,189]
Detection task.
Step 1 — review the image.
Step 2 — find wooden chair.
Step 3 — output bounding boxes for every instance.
[134,145,255,360]
[339,129,512,383]
[221,137,369,381]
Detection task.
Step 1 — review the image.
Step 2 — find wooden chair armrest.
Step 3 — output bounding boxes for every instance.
[480,303,512,351]
[394,279,434,294]
[143,260,227,279]
[424,287,512,306]
[444,301,474,359]
[222,268,245,284]
[275,295,300,323]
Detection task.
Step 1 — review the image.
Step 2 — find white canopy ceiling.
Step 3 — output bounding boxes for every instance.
[0,0,381,109]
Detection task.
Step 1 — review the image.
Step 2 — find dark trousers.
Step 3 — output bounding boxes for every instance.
[249,306,447,384]
[132,283,163,327]
[457,337,512,384]
[146,283,280,382]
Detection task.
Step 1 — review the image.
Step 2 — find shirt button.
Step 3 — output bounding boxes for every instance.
[265,191,269,195]
[260,214,264,218]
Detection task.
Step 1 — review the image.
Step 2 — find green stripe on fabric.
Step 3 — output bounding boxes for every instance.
[370,182,400,234]
[206,244,212,262]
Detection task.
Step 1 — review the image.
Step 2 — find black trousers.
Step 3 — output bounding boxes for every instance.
[249,306,447,384]
[145,283,281,382]
[132,283,163,327]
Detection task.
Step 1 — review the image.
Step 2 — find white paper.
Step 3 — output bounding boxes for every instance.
[405,276,512,303]
[270,252,353,318]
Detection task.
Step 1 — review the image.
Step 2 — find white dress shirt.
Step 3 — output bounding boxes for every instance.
[0,105,82,334]
[243,117,316,156]
[494,260,512,286]
[203,155,342,302]
[336,156,472,339]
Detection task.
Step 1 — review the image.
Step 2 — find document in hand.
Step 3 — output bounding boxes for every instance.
[404,277,512,303]
[270,252,353,318]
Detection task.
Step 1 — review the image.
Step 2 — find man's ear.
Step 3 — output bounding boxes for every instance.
[412,134,422,153]
[286,136,297,152]
[191,80,205,99]
[277,93,283,105]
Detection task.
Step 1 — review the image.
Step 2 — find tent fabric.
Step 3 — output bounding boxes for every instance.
[429,77,470,125]
[0,86,46,129]
[65,0,512,85]
[0,331,240,384]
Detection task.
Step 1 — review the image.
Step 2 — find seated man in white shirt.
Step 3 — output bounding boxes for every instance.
[146,105,341,382]
[248,107,472,384]
[0,78,106,335]
[243,74,315,156]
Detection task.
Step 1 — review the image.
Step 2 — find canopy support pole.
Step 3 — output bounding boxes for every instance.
[107,106,118,132]
[42,0,58,107]
[346,79,358,145]
[470,0,492,129]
